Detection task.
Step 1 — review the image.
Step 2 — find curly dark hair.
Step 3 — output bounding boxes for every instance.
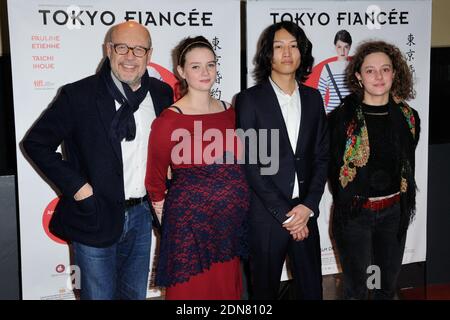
[172,36,216,97]
[253,21,314,84]
[346,40,414,100]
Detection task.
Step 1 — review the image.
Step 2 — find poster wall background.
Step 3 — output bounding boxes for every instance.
[8,0,240,299]
[8,0,430,299]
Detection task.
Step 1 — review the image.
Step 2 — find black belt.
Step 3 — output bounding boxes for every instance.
[124,196,147,209]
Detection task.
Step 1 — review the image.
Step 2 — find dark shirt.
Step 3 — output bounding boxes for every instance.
[362,102,400,197]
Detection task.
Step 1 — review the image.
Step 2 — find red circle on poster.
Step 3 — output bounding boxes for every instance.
[148,63,182,101]
[42,197,66,245]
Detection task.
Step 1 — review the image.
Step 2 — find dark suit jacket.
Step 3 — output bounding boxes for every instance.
[235,80,329,224]
[23,72,173,247]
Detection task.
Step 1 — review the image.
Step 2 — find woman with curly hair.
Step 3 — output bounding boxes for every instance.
[328,40,420,299]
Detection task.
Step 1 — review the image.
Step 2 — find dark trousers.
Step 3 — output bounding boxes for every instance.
[249,217,322,300]
[333,203,406,300]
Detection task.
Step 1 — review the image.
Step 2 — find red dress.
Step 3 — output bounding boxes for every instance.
[145,107,249,300]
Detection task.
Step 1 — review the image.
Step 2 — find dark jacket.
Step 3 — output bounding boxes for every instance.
[328,94,420,236]
[23,72,173,247]
[235,80,329,224]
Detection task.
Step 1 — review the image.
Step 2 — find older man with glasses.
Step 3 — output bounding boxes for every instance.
[23,21,173,300]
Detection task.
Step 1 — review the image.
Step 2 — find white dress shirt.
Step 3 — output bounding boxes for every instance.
[269,77,301,199]
[269,77,313,221]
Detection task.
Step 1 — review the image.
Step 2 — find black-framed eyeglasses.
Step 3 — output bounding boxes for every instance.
[110,42,150,58]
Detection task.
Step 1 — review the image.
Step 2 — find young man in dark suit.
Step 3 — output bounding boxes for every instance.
[236,21,329,300]
[23,21,173,299]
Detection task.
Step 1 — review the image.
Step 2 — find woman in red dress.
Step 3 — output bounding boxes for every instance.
[145,36,249,300]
